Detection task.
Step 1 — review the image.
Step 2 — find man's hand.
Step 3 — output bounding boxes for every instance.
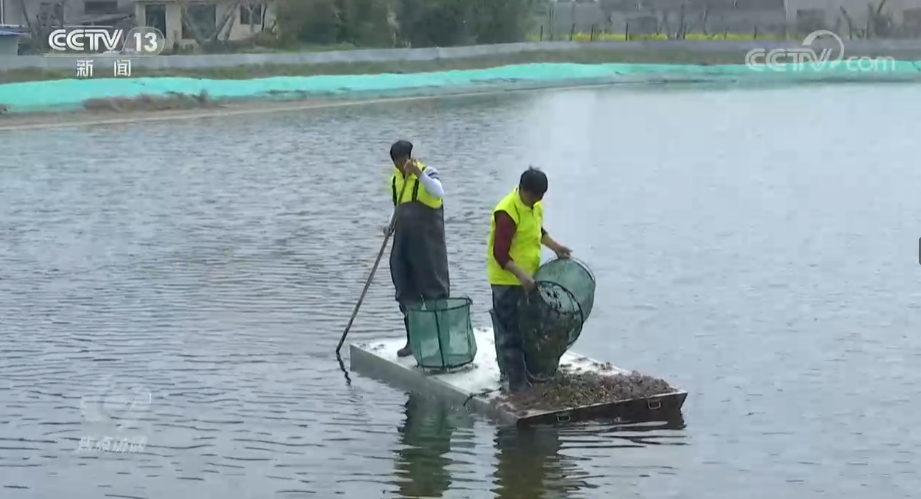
[519,274,536,293]
[554,245,572,259]
[506,261,536,293]
[403,158,422,177]
[542,233,572,259]
[381,223,394,237]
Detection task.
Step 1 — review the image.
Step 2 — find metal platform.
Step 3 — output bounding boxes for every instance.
[349,328,687,428]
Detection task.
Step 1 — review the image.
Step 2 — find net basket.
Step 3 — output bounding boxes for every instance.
[517,281,584,381]
[533,257,596,348]
[407,297,477,370]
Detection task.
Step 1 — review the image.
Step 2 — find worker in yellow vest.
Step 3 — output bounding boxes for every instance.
[385,140,450,358]
[486,167,571,394]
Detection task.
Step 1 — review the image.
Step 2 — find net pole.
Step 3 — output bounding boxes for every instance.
[335,178,410,356]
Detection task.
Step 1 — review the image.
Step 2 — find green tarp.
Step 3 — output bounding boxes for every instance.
[1,61,919,113]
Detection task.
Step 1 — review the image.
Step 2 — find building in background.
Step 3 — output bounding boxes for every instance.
[134,0,274,50]
[2,0,274,52]
[3,0,133,30]
[0,28,21,54]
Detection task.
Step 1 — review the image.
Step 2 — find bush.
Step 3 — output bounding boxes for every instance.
[395,0,537,47]
[276,0,341,45]
[468,0,535,44]
[395,0,470,47]
[275,0,536,49]
[339,0,395,47]
[275,0,395,48]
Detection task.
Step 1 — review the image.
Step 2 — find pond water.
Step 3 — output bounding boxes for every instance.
[1,83,919,498]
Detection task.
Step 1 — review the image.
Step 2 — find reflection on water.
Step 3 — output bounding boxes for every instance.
[393,393,582,499]
[393,394,468,498]
[493,426,574,499]
[393,391,688,499]
[493,416,686,499]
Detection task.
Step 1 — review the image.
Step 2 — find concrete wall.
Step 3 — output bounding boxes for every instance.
[2,39,920,71]
[0,34,17,55]
[226,3,274,41]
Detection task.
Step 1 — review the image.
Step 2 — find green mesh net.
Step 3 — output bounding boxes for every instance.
[533,257,596,348]
[407,297,477,370]
[518,281,584,381]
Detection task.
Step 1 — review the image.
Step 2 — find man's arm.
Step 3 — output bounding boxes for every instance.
[541,229,571,257]
[494,211,532,285]
[540,229,559,251]
[417,166,444,198]
[385,166,444,233]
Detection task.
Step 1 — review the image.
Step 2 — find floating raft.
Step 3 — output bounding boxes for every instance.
[349,328,687,427]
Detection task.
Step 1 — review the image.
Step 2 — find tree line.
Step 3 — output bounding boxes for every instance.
[12,0,542,54]
[275,0,542,48]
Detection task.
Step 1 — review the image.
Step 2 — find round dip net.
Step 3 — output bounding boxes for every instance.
[516,258,597,381]
[517,281,583,381]
[532,257,596,348]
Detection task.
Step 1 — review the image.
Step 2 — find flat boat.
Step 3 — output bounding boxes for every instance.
[349,328,687,427]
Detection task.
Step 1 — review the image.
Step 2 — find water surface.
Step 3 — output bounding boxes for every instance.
[1,83,919,498]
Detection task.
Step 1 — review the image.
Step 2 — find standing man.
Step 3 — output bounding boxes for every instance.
[486,167,572,394]
[386,140,451,358]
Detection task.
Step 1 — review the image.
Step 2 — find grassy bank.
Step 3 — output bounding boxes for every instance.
[1,47,761,84]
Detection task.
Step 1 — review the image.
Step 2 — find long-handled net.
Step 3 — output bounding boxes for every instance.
[518,281,583,381]
[517,258,597,381]
[533,257,596,348]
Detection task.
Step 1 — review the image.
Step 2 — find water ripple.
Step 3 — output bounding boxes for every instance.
[1,84,920,498]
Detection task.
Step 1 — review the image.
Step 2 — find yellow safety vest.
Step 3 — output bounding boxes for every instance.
[486,187,543,286]
[391,162,442,209]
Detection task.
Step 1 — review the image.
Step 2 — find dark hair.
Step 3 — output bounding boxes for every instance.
[390,140,413,161]
[519,167,548,197]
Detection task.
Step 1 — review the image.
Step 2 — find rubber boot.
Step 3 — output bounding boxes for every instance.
[504,350,531,395]
[397,313,413,358]
[488,309,507,382]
